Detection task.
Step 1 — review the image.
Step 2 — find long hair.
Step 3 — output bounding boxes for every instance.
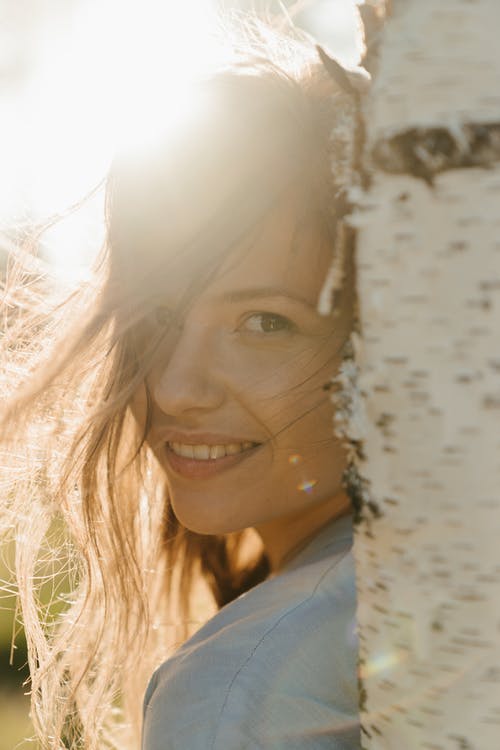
[0,12,361,750]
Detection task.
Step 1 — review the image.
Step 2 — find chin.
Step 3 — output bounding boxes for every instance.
[171,501,248,537]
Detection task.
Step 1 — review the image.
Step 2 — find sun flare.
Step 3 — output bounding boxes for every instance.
[1,0,219,276]
[1,0,361,279]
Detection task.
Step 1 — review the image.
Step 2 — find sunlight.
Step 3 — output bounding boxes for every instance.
[1,0,219,276]
[0,0,361,279]
[45,0,217,191]
[61,0,220,160]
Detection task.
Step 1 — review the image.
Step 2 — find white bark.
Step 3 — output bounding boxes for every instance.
[345,2,500,748]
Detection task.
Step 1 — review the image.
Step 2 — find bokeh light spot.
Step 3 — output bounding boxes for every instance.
[359,649,405,679]
[297,479,317,493]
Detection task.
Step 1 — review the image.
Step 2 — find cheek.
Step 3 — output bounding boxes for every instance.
[233,338,331,398]
[259,355,346,485]
[243,374,338,489]
[274,405,347,507]
[261,357,337,438]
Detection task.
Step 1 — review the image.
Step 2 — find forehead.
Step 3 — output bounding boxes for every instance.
[113,160,333,317]
[200,188,332,306]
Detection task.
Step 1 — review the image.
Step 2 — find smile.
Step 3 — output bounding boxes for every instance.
[164,440,261,479]
[168,441,257,460]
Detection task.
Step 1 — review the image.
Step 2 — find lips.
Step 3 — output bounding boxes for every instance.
[163,437,262,479]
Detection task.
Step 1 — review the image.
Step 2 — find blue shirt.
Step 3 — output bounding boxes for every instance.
[142,512,360,749]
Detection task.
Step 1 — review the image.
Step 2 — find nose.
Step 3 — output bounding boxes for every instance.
[151,322,226,417]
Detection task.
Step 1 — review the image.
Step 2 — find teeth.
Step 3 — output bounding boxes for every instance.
[169,441,256,460]
[210,445,225,459]
[174,443,193,459]
[225,443,242,455]
[193,445,210,460]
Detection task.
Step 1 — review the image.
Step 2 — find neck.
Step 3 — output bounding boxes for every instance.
[253,488,352,575]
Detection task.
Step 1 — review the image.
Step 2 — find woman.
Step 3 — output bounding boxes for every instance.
[1,14,365,750]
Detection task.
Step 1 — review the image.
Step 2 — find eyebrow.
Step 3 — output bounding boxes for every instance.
[215,286,318,311]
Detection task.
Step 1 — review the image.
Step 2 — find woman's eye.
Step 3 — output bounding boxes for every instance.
[241,313,296,334]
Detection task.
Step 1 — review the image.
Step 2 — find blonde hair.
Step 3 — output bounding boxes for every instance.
[0,11,360,750]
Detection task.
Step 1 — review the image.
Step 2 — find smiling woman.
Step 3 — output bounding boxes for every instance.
[135,185,354,571]
[1,11,364,750]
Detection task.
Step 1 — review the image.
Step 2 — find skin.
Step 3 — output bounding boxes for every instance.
[136,187,354,573]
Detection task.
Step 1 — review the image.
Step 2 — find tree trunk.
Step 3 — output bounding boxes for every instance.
[345,2,500,748]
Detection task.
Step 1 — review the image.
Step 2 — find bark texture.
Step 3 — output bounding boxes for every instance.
[344,2,500,748]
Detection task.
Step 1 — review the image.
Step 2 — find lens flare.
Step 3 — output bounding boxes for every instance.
[297,479,317,493]
[359,649,407,679]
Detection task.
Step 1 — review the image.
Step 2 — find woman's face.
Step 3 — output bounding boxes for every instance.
[133,188,353,562]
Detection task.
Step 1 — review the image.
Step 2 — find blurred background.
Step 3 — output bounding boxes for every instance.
[0,1,360,747]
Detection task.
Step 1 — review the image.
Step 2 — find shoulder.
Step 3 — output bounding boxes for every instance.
[142,546,360,750]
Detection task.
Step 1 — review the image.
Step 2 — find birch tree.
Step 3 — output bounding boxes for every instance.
[333,1,500,748]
